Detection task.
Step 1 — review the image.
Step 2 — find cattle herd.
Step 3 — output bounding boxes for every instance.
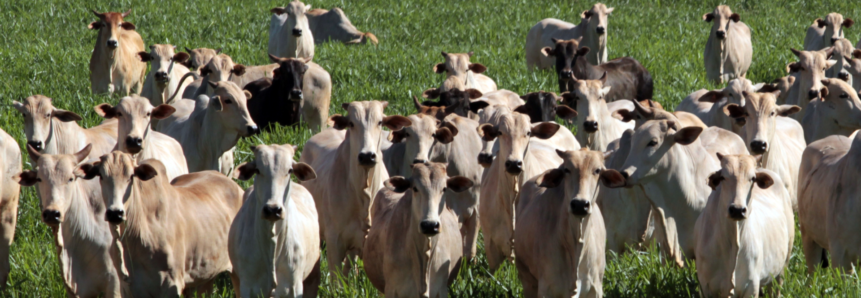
[5,1,861,297]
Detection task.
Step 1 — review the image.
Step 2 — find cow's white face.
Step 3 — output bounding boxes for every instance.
[284,1,311,38]
[703,5,738,41]
[139,44,189,84]
[88,10,135,51]
[201,54,245,85]
[563,77,611,134]
[332,101,412,169]
[433,52,487,83]
[816,78,861,131]
[726,91,800,155]
[819,13,853,47]
[476,105,506,168]
[233,144,316,222]
[16,145,92,227]
[208,81,259,137]
[13,95,83,152]
[792,49,837,101]
[477,107,560,176]
[384,163,473,236]
[707,154,773,220]
[535,149,624,217]
[390,114,454,176]
[584,3,614,36]
[620,120,703,186]
[95,95,175,154]
[89,151,164,224]
[185,47,220,71]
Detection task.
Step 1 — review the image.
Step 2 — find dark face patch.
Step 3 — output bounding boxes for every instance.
[425,89,473,118]
[275,60,307,100]
[519,92,559,123]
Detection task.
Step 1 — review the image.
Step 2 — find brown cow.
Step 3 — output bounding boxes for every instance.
[88,10,146,95]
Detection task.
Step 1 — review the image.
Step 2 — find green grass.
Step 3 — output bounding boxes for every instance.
[2,0,861,296]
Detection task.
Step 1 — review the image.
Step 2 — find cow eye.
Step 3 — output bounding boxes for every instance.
[770,111,776,116]
[146,112,151,117]
[45,113,51,118]
[647,140,658,147]
[412,187,418,192]
[224,99,233,104]
[594,169,601,175]
[68,178,74,182]
[841,93,849,98]
[117,112,123,117]
[378,121,383,126]
[526,131,531,136]
[36,178,42,183]
[349,122,355,128]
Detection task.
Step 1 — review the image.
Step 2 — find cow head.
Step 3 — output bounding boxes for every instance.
[708,154,773,220]
[757,75,797,105]
[433,52,487,86]
[582,3,614,36]
[815,78,861,131]
[199,54,246,87]
[331,101,412,168]
[615,99,679,128]
[816,13,853,47]
[541,38,585,92]
[16,144,92,227]
[207,81,259,136]
[88,9,135,50]
[790,48,837,101]
[477,106,560,175]
[95,95,176,154]
[615,120,703,186]
[84,151,166,224]
[138,44,189,84]
[844,50,861,85]
[389,114,457,175]
[703,5,739,40]
[726,91,800,155]
[516,91,577,123]
[234,144,316,222]
[475,105,507,168]
[828,38,855,82]
[269,54,311,101]
[536,149,624,217]
[12,95,84,152]
[181,47,221,71]
[272,1,312,38]
[385,163,473,236]
[421,87,484,118]
[699,78,762,110]
[412,96,449,120]
[560,73,611,135]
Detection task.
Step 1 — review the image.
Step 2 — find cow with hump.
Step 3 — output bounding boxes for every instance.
[804,12,853,51]
[560,73,634,151]
[306,6,379,45]
[138,44,192,107]
[676,78,764,133]
[83,151,244,297]
[300,101,411,281]
[88,9,146,95]
[229,144,321,298]
[269,1,315,61]
[786,47,835,125]
[702,5,752,84]
[432,52,498,94]
[13,95,118,159]
[802,78,861,143]
[526,3,614,69]
[246,54,332,132]
[0,128,21,291]
[363,162,473,297]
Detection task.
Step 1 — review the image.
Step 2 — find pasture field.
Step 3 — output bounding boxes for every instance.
[2,0,861,296]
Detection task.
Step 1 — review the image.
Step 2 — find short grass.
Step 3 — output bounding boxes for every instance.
[1,0,861,296]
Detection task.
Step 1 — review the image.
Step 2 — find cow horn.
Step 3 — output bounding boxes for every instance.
[184,47,193,53]
[441,51,449,57]
[413,95,423,111]
[121,9,131,18]
[632,98,653,118]
[91,9,103,18]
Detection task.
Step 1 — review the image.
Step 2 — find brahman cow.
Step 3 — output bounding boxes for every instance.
[616,99,707,129]
[526,3,614,69]
[421,87,485,119]
[842,49,861,91]
[139,44,192,108]
[695,154,794,297]
[179,47,220,72]
[474,104,579,169]
[247,55,332,132]
[307,7,379,44]
[171,53,248,102]
[758,75,796,105]
[561,74,634,151]
[827,38,855,83]
[0,129,20,290]
[785,48,835,123]
[229,144,320,298]
[433,52,497,94]
[702,5,752,84]
[13,95,117,159]
[88,9,146,95]
[269,1,315,61]
[802,78,861,143]
[676,78,763,132]
[804,13,853,51]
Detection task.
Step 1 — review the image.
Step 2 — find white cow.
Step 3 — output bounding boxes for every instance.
[269,1,315,61]
[561,74,634,151]
[804,13,853,51]
[139,44,192,107]
[801,78,861,143]
[785,48,836,123]
[433,52,497,94]
[676,78,763,133]
[702,5,752,84]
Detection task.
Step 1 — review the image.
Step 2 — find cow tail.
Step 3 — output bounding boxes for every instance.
[363,32,379,45]
[167,72,199,104]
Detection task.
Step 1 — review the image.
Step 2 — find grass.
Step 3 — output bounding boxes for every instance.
[2,0,861,296]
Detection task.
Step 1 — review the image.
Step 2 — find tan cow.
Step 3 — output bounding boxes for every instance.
[95,95,189,180]
[843,49,861,91]
[615,98,707,129]
[480,89,526,109]
[804,13,854,51]
[170,53,248,102]
[88,10,146,95]
[560,74,634,151]
[139,44,192,108]
[13,95,117,160]
[802,78,861,144]
[525,3,614,69]
[785,48,836,123]
[676,78,763,132]
[759,75,796,105]
[364,163,473,297]
[270,1,315,60]
[181,47,220,72]
[0,129,20,289]
[157,81,258,176]
[307,7,379,45]
[16,145,126,297]
[300,101,411,278]
[827,38,855,83]
[229,144,320,298]
[85,152,243,296]
[702,5,752,84]
[725,91,804,209]
[474,104,579,168]
[433,52,498,93]
[695,154,794,297]
[516,149,623,298]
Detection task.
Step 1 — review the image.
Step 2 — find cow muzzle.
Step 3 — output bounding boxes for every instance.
[831,37,839,44]
[42,209,61,225]
[808,89,820,99]
[583,120,599,133]
[569,199,592,217]
[105,209,125,224]
[262,204,284,221]
[749,140,768,154]
[155,71,169,83]
[419,220,440,235]
[125,137,143,154]
[504,160,523,175]
[596,26,606,35]
[246,125,259,136]
[289,89,303,101]
[716,31,726,39]
[106,39,119,49]
[28,141,43,152]
[477,153,494,168]
[357,152,377,167]
[292,28,303,37]
[561,70,574,79]
[839,71,850,81]
[728,205,747,220]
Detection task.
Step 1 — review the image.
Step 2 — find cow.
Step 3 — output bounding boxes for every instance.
[758,75,796,105]
[515,91,578,123]
[84,152,243,296]
[676,78,764,132]
[179,47,220,72]
[615,99,708,129]
[804,13,854,51]
[433,52,498,93]
[561,74,635,151]
[421,87,486,119]
[516,149,624,298]
[542,38,653,100]
[229,144,320,298]
[13,95,117,160]
[702,5,752,84]
[0,129,20,290]
[299,101,411,279]
[170,53,248,102]
[785,48,836,122]
[16,145,126,297]
[88,9,146,95]
[695,154,794,297]
[477,106,570,272]
[827,38,855,83]
[525,3,614,70]
[157,81,258,176]
[801,78,861,143]
[306,7,379,44]
[479,90,527,109]
[95,95,189,180]
[139,44,192,109]
[724,91,804,209]
[247,55,332,132]
[474,104,579,169]
[363,163,473,297]
[843,49,861,91]
[269,1,315,61]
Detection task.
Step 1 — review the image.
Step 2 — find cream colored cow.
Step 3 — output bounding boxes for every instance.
[13,95,117,160]
[0,128,20,290]
[229,144,320,298]
[785,48,836,123]
[474,104,579,168]
[433,52,497,93]
[171,53,248,102]
[139,44,192,107]
[695,154,794,297]
[828,39,855,83]
[804,13,853,51]
[843,49,861,91]
[560,74,634,151]
[801,78,861,143]
[759,75,796,105]
[307,7,379,45]
[88,10,146,95]
[702,5,752,84]
[270,1,315,60]
[364,163,473,297]
[525,3,614,69]
[676,78,763,133]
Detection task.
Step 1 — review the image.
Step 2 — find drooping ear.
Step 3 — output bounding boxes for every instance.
[441,121,459,136]
[537,168,566,188]
[331,115,350,130]
[389,129,408,143]
[531,122,561,139]
[94,103,117,118]
[605,7,614,14]
[598,71,608,85]
[541,47,556,57]
[271,7,287,15]
[614,109,635,122]
[433,127,455,144]
[80,161,101,180]
[384,176,411,193]
[15,170,39,187]
[137,51,153,62]
[52,109,84,122]
[853,49,861,59]
[754,171,774,189]
[700,90,726,103]
[843,18,855,28]
[673,126,703,145]
[776,105,801,117]
[786,62,800,73]
[556,105,578,120]
[724,103,746,118]
[477,123,499,141]
[599,169,626,188]
[820,86,829,98]
[757,83,780,93]
[729,13,740,22]
[581,10,593,19]
[433,63,446,74]
[469,100,490,113]
[468,63,487,74]
[816,18,826,28]
[120,22,136,30]
[576,46,590,56]
[26,144,41,163]
[134,164,158,181]
[422,88,442,99]
[210,95,224,111]
[413,95,424,112]
[382,115,412,131]
[707,171,723,190]
[232,64,246,76]
[560,92,577,103]
[513,104,530,115]
[292,162,317,181]
[88,21,103,30]
[446,176,474,192]
[199,67,212,76]
[151,104,176,119]
[172,52,190,63]
[465,89,483,99]
[703,13,714,22]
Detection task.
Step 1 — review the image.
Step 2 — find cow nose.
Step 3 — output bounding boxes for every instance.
[831,37,839,44]
[583,121,599,133]
[412,159,427,165]
[504,160,523,175]
[106,40,119,48]
[246,125,259,136]
[125,137,143,152]
[262,205,284,221]
[839,72,850,81]
[358,152,377,167]
[105,209,124,224]
[728,205,747,220]
[292,28,302,36]
[28,141,43,151]
[808,89,820,99]
[716,31,726,39]
[290,89,303,100]
[477,153,494,167]
[621,171,630,180]
[42,210,61,225]
[155,71,169,81]
[561,70,573,79]
[596,26,606,35]
[419,220,440,235]
[569,199,591,217]
[749,140,768,154]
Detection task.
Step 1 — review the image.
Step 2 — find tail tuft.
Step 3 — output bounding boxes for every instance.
[364,32,379,45]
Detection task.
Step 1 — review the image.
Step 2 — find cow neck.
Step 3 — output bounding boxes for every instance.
[91,32,116,76]
[123,172,176,248]
[337,130,384,232]
[792,72,818,114]
[253,180,297,262]
[46,118,87,156]
[53,180,111,292]
[404,194,439,298]
[493,137,532,259]
[718,182,756,294]
[576,100,616,151]
[195,106,240,172]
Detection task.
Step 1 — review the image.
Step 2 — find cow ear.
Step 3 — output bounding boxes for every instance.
[581,10,593,19]
[672,126,703,145]
[120,22,136,30]
[433,127,455,144]
[757,84,779,93]
[232,64,246,76]
[422,88,442,99]
[600,169,626,188]
[15,170,39,187]
[560,92,577,103]
[531,122,560,139]
[729,13,740,22]
[556,105,578,120]
[389,129,408,143]
[94,103,117,119]
[134,164,158,181]
[52,110,84,122]
[700,90,726,103]
[853,49,861,59]
[724,103,746,118]
[469,63,487,74]
[272,68,281,80]
[433,63,446,74]
[271,7,287,15]
[243,90,253,100]
[383,115,412,131]
[816,18,826,28]
[776,105,801,117]
[292,162,317,181]
[820,87,829,99]
[137,51,153,62]
[446,176,474,192]
[11,101,25,113]
[469,100,490,113]
[707,171,723,190]
[703,13,714,22]
[826,59,837,69]
[786,62,800,73]
[576,47,590,56]
[513,104,530,115]
[542,47,556,57]
[81,161,102,180]
[331,115,350,130]
[233,162,258,181]
[754,171,774,189]
[210,95,224,111]
[441,121,459,136]
[199,67,212,76]
[172,52,190,63]
[465,89,483,99]
[477,123,499,141]
[605,7,614,14]
[384,176,411,193]
[614,109,634,122]
[88,21,103,30]
[537,168,565,188]
[844,18,854,28]
[151,104,176,119]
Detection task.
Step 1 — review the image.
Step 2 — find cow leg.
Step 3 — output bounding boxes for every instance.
[230,272,241,298]
[801,235,825,274]
[302,258,321,298]
[0,194,17,290]
[515,258,537,298]
[763,275,781,298]
[326,238,349,284]
[484,238,504,273]
[461,211,479,261]
[829,244,855,275]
